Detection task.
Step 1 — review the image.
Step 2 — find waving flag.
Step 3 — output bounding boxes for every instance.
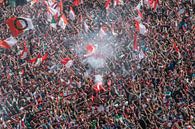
[35,53,48,66]
[58,14,68,29]
[69,7,76,21]
[0,37,17,49]
[29,53,48,65]
[135,20,147,35]
[61,57,73,68]
[6,17,34,37]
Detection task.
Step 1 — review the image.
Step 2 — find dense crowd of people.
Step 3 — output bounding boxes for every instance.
[0,0,195,129]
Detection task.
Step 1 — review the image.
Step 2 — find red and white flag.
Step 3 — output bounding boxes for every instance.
[69,7,76,21]
[0,37,17,49]
[6,17,34,37]
[61,57,73,68]
[35,53,48,66]
[135,20,147,35]
[58,14,68,29]
[28,53,48,65]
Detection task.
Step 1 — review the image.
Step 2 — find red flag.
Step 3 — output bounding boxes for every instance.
[28,57,37,63]
[6,17,23,37]
[41,52,48,62]
[133,32,138,51]
[61,57,71,65]
[135,20,140,32]
[73,0,79,6]
[105,0,111,10]
[0,40,11,49]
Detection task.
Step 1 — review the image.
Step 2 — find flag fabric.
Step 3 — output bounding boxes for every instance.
[28,57,38,63]
[0,37,17,49]
[105,0,111,10]
[6,17,23,37]
[61,57,71,65]
[35,53,48,66]
[58,14,68,29]
[61,57,73,68]
[20,42,28,59]
[135,20,147,35]
[73,0,79,6]
[28,53,48,65]
[69,7,76,21]
[6,17,34,37]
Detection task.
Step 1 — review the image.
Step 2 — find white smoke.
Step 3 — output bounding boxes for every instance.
[94,74,103,83]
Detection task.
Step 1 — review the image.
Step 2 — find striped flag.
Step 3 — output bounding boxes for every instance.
[0,37,17,49]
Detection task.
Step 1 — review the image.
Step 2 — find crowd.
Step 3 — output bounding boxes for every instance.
[0,0,195,129]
